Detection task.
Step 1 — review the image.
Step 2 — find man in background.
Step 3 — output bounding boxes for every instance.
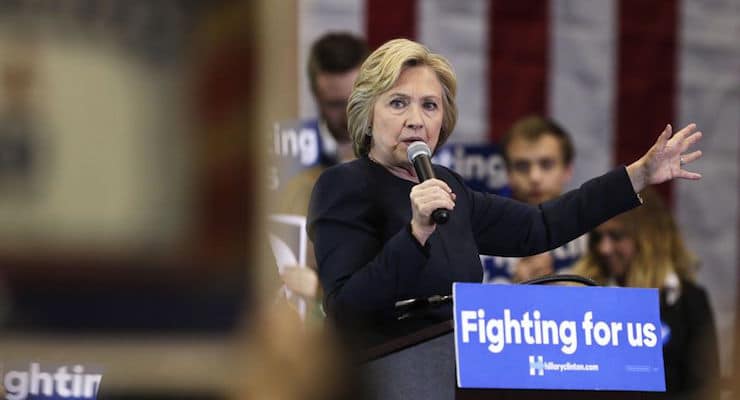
[307,32,368,167]
[496,115,585,282]
[276,32,368,212]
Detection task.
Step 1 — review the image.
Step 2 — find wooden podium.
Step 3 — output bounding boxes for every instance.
[360,320,658,400]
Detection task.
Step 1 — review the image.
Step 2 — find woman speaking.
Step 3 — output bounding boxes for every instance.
[308,39,703,347]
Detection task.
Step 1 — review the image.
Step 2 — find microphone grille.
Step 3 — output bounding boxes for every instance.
[407,141,431,162]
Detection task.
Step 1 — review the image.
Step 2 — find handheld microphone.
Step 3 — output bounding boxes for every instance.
[407,141,450,224]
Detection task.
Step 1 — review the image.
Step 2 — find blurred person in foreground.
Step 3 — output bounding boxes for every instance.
[238,300,360,400]
[573,188,719,399]
[274,32,368,314]
[307,38,704,348]
[497,115,583,282]
[235,27,361,400]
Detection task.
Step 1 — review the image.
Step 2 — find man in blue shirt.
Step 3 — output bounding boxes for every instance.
[307,32,368,167]
[484,116,586,283]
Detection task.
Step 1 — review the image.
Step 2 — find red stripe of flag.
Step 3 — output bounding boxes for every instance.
[487,0,549,142]
[366,0,417,51]
[616,0,678,204]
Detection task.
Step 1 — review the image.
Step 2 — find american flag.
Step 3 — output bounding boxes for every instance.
[297,0,740,373]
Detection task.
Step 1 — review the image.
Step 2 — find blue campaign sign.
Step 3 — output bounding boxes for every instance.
[453,283,665,391]
[2,362,103,399]
[433,143,511,197]
[269,118,322,191]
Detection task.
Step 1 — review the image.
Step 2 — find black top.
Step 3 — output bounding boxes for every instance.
[661,281,719,399]
[308,157,640,346]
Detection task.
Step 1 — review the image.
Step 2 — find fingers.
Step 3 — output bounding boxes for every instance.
[678,148,703,180]
[410,179,455,218]
[413,189,455,212]
[414,178,452,194]
[670,122,698,144]
[681,150,702,165]
[656,123,672,147]
[678,170,702,180]
[680,130,703,152]
[280,267,319,298]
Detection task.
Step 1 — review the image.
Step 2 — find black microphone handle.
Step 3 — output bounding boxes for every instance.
[412,155,449,225]
[413,156,435,181]
[432,208,449,224]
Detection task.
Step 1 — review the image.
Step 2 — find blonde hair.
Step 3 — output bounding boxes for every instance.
[573,188,697,289]
[347,38,458,157]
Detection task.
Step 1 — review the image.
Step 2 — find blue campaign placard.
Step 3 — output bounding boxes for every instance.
[2,362,103,399]
[453,283,665,391]
[433,143,511,197]
[269,118,322,191]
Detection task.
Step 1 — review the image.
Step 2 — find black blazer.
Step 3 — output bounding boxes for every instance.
[308,157,640,346]
[661,281,720,399]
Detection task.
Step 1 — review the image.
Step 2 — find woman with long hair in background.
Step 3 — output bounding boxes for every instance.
[574,188,719,399]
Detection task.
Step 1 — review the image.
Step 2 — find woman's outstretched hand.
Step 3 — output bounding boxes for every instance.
[627,123,703,193]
